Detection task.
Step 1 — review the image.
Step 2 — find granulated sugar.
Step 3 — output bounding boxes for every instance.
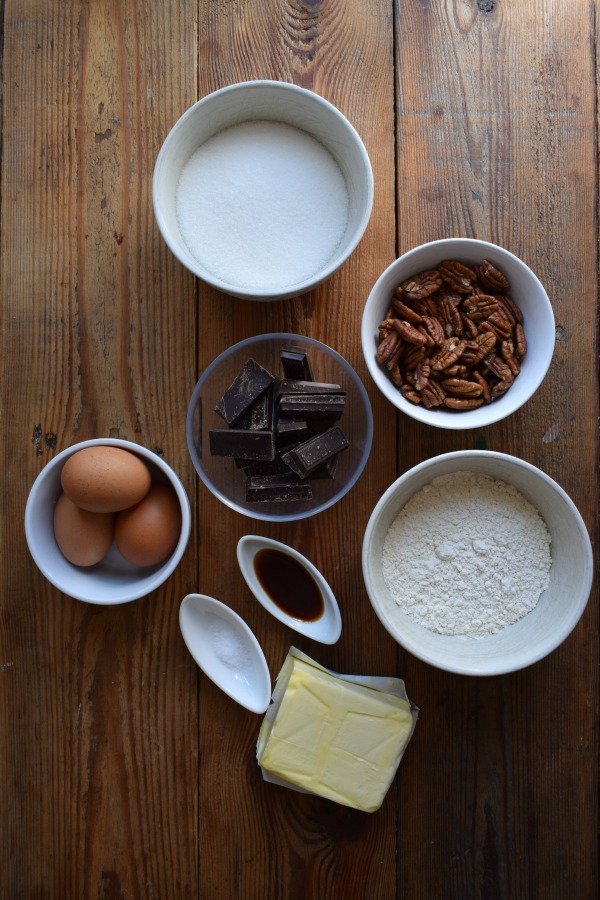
[175,120,349,290]
[382,472,552,638]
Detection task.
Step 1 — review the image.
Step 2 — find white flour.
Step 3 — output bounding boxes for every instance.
[382,472,552,638]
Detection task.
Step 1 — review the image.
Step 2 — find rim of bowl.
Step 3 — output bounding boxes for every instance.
[152,80,374,300]
[361,238,556,429]
[24,438,192,604]
[186,332,374,521]
[362,450,594,675]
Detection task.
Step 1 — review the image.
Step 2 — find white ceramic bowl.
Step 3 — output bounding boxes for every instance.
[25,438,191,605]
[361,238,555,429]
[153,80,373,300]
[362,451,593,675]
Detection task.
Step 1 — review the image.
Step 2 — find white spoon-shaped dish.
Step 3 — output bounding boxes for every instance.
[179,593,271,714]
[237,535,342,644]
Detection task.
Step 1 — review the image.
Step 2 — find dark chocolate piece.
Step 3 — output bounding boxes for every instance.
[275,418,308,444]
[277,380,344,396]
[278,393,345,419]
[214,358,275,425]
[306,415,341,435]
[237,383,275,431]
[236,458,294,477]
[310,457,339,480]
[236,441,301,475]
[209,428,276,461]
[280,348,314,381]
[281,426,349,478]
[246,473,313,503]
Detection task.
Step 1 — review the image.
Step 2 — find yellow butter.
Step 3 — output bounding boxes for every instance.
[257,648,417,813]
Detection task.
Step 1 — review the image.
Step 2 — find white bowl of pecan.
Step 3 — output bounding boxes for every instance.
[361,239,555,427]
[362,451,593,675]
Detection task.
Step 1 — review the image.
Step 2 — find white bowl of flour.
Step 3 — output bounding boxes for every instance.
[153,81,373,300]
[362,451,593,675]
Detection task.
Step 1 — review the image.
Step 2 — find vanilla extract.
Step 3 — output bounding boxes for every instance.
[253,547,324,622]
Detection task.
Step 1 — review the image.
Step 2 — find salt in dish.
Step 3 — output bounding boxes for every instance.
[237,535,342,644]
[179,593,271,714]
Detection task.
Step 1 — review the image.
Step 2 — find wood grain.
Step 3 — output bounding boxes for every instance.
[0,1,597,898]
[195,3,398,897]
[1,1,199,897]
[395,3,598,899]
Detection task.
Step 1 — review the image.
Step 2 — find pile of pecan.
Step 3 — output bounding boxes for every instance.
[376,259,526,410]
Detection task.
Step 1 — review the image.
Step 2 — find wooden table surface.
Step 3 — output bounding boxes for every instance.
[1,1,598,898]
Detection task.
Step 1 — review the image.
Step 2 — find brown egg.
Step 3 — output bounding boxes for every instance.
[61,446,152,513]
[54,492,116,567]
[114,482,182,567]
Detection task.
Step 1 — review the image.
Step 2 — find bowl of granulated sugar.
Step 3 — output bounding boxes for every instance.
[152,81,374,300]
[362,451,593,676]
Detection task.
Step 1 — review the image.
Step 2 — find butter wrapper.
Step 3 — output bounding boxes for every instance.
[256,647,418,813]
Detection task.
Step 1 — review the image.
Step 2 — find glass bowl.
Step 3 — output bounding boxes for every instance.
[186,334,373,521]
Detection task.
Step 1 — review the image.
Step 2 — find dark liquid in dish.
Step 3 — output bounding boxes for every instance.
[253,548,324,622]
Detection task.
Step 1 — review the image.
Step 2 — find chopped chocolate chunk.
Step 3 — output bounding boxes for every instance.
[236,442,302,475]
[246,473,313,503]
[277,380,344,396]
[281,426,349,478]
[214,358,275,425]
[237,383,276,431]
[275,418,308,444]
[209,428,276,461]
[311,457,339,479]
[280,348,314,381]
[278,393,346,419]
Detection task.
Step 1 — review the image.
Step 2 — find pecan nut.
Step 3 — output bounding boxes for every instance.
[393,320,428,346]
[514,323,527,358]
[421,315,445,346]
[443,397,485,410]
[376,331,399,364]
[430,338,466,371]
[474,259,510,292]
[463,294,500,321]
[439,260,477,292]
[442,378,483,398]
[400,270,443,300]
[392,293,423,324]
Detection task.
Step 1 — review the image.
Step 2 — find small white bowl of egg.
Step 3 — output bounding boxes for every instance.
[25,438,191,604]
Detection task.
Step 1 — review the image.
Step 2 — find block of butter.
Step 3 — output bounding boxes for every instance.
[256,647,418,813]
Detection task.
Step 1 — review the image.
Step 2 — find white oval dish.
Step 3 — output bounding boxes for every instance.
[237,535,342,644]
[179,593,271,714]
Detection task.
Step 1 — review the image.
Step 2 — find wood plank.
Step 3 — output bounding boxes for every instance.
[194,2,399,898]
[395,2,598,898]
[1,1,199,896]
